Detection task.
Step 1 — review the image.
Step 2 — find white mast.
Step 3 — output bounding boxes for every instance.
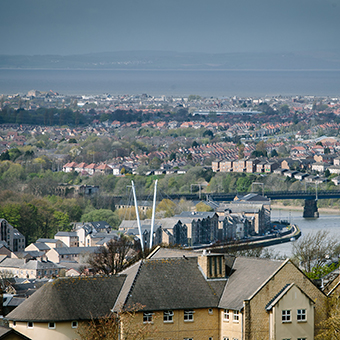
[149,179,158,249]
[131,180,144,252]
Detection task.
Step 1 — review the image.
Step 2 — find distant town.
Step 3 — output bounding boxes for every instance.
[1,90,340,340]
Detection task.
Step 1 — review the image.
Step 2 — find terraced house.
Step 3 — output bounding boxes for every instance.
[6,248,326,340]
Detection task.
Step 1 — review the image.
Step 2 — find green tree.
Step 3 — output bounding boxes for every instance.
[81,209,121,229]
[196,202,213,212]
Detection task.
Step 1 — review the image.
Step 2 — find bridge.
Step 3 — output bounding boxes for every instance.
[114,189,340,218]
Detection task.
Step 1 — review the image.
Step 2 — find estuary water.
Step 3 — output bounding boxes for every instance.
[269,209,340,258]
[1,69,340,97]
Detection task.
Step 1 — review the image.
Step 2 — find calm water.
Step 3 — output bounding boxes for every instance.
[1,69,340,97]
[269,209,340,258]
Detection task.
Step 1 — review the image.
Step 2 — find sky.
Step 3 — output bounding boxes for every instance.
[1,0,339,56]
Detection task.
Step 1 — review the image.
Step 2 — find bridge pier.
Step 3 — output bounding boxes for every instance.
[303,199,319,218]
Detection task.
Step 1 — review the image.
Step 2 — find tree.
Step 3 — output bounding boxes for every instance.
[81,209,121,229]
[77,304,153,340]
[195,202,213,212]
[89,236,135,275]
[292,230,340,275]
[315,296,340,340]
[238,144,245,159]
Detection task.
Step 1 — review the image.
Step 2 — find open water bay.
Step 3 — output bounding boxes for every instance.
[1,69,340,97]
[269,209,340,258]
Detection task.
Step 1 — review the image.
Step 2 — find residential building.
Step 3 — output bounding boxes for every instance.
[0,219,25,253]
[6,248,327,340]
[54,232,79,248]
[0,257,64,279]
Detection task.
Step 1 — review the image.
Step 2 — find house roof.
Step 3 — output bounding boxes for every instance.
[0,326,31,340]
[218,257,285,310]
[123,257,222,311]
[265,283,315,311]
[7,276,126,322]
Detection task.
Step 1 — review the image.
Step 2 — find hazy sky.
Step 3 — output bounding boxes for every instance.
[1,0,339,55]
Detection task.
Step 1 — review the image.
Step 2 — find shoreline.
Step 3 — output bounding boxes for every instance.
[271,202,340,214]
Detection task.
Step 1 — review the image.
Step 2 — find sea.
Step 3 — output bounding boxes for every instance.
[1,69,340,97]
[269,209,340,258]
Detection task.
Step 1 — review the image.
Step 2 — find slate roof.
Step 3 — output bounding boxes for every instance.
[51,246,100,255]
[124,257,222,311]
[29,243,50,251]
[7,276,126,322]
[219,257,285,310]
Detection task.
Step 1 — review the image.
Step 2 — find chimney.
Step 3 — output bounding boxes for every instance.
[198,253,231,279]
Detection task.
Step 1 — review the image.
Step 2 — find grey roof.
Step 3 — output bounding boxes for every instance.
[124,257,222,311]
[30,243,50,251]
[51,246,100,255]
[176,211,217,219]
[0,258,64,270]
[36,238,59,244]
[7,276,126,322]
[55,231,77,237]
[218,257,285,310]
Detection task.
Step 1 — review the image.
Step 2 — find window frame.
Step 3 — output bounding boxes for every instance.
[48,322,56,329]
[184,310,194,322]
[233,310,239,323]
[143,312,154,324]
[27,322,34,329]
[281,310,291,323]
[223,309,230,321]
[71,321,78,329]
[163,310,174,323]
[297,309,307,322]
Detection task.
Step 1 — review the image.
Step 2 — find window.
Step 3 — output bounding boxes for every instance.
[13,321,16,327]
[183,338,193,340]
[223,309,230,321]
[143,312,153,323]
[233,310,239,322]
[223,338,229,340]
[163,310,174,322]
[71,321,78,329]
[208,308,213,314]
[48,322,56,329]
[297,309,306,321]
[282,310,291,322]
[184,310,194,321]
[27,322,34,329]
[297,338,306,340]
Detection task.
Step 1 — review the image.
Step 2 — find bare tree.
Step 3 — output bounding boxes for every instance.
[77,304,154,340]
[89,235,135,275]
[292,230,339,273]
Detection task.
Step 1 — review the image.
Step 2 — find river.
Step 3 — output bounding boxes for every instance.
[268,209,340,258]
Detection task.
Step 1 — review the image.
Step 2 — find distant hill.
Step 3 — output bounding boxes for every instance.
[1,51,340,70]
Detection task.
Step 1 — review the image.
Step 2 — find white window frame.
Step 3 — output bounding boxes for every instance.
[71,321,78,329]
[48,322,56,329]
[143,312,153,324]
[163,310,174,323]
[297,309,306,322]
[27,322,34,329]
[233,310,239,322]
[223,309,230,321]
[184,310,194,322]
[208,308,213,315]
[282,310,291,323]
